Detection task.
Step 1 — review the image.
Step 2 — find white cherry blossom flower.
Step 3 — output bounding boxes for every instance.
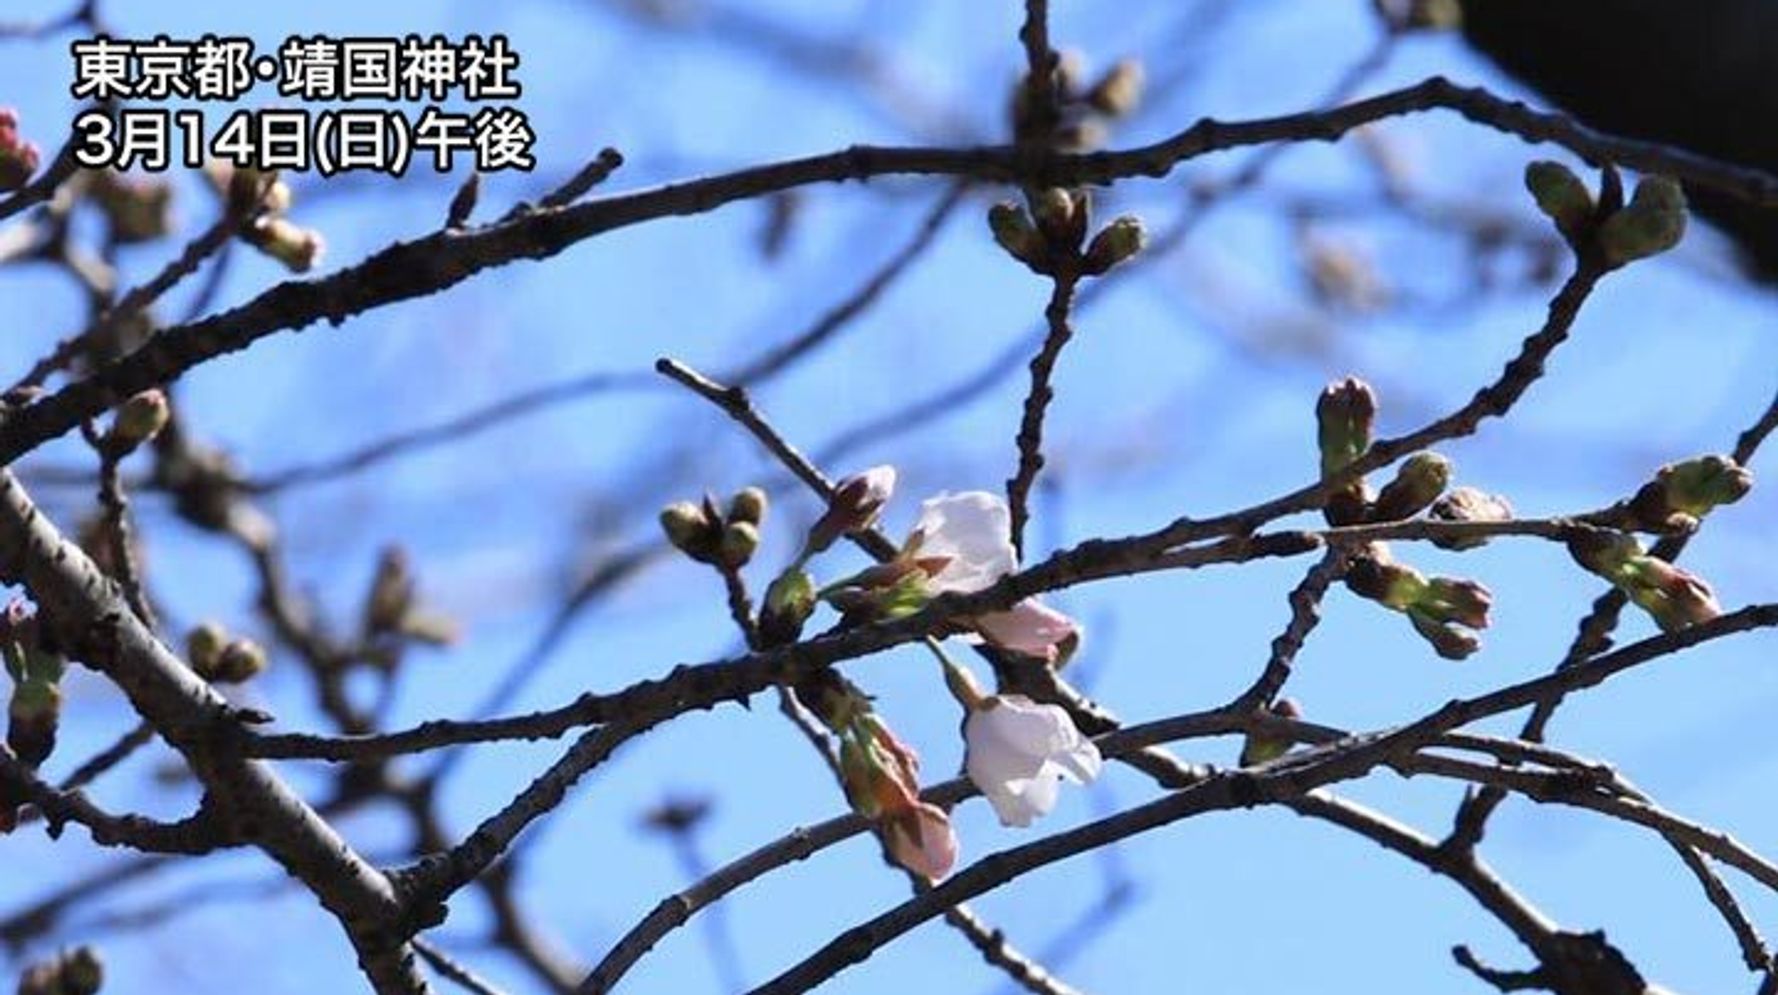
[907,491,1081,663]
[964,694,1102,828]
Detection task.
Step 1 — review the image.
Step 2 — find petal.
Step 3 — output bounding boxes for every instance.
[966,709,1048,788]
[1047,738,1103,784]
[974,600,1078,662]
[1011,771,1061,825]
[911,492,1017,593]
[886,803,959,879]
[990,696,1085,756]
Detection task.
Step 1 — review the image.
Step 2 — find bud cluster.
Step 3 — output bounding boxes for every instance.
[988,188,1144,278]
[205,162,326,273]
[1623,454,1752,534]
[1345,550,1494,660]
[1523,161,1687,267]
[362,546,460,651]
[661,485,769,570]
[184,621,268,684]
[1009,53,1145,151]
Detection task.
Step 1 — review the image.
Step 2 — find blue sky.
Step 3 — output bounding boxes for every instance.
[1,1,1776,993]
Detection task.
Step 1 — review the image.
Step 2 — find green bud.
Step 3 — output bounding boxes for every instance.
[1085,58,1145,117]
[1566,530,1643,583]
[1081,215,1146,275]
[1658,455,1752,518]
[8,680,60,766]
[727,486,768,528]
[1523,160,1593,236]
[1344,553,1427,611]
[213,638,267,684]
[1598,175,1686,265]
[988,201,1046,270]
[108,389,169,450]
[760,568,816,646]
[1316,377,1377,478]
[1238,697,1301,767]
[1415,577,1492,630]
[719,520,760,568]
[660,500,720,563]
[364,546,414,635]
[1028,187,1087,250]
[1429,487,1514,550]
[794,669,858,733]
[1369,452,1452,522]
[826,569,930,624]
[186,621,227,677]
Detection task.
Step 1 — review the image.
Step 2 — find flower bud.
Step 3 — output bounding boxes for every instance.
[1633,455,1753,527]
[186,621,227,677]
[1524,160,1593,237]
[1239,697,1301,766]
[1429,487,1514,550]
[727,486,768,528]
[760,568,816,646]
[660,500,720,563]
[1624,558,1722,632]
[1408,610,1481,660]
[988,201,1047,270]
[1566,530,1642,582]
[0,108,41,193]
[719,520,760,568]
[794,669,859,733]
[397,611,461,647]
[1316,377,1377,478]
[1080,215,1145,275]
[1416,577,1493,630]
[1343,552,1427,610]
[249,217,326,272]
[212,638,267,684]
[7,680,61,767]
[108,389,169,450]
[805,465,896,555]
[1085,58,1145,117]
[1598,175,1686,266]
[364,546,414,635]
[1029,187,1088,250]
[1369,452,1451,522]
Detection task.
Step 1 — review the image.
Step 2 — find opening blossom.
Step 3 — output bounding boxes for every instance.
[905,491,1081,664]
[838,712,959,880]
[964,694,1102,827]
